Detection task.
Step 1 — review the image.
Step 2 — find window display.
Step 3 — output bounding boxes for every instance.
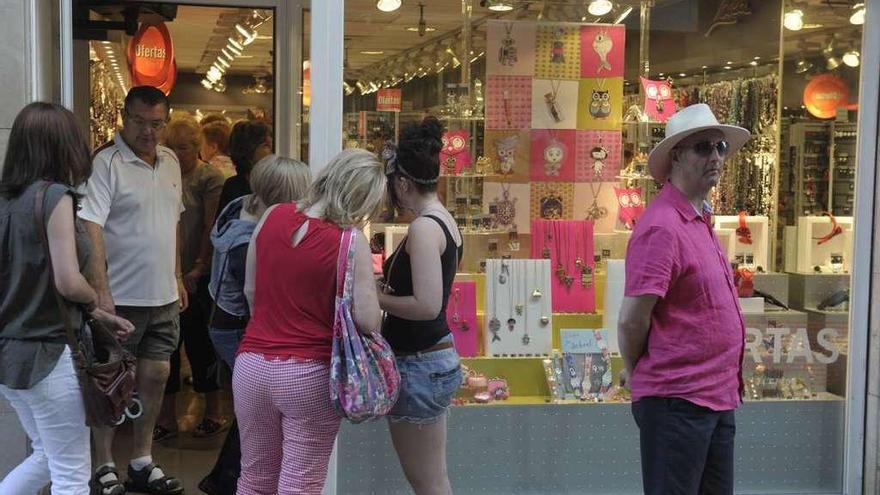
[340,1,865,492]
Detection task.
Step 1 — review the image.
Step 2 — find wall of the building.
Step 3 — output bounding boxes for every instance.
[0,0,58,476]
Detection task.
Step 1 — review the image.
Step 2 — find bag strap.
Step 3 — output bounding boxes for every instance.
[335,228,355,298]
[33,182,81,354]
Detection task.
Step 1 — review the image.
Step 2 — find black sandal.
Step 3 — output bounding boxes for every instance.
[125,462,184,495]
[89,465,125,495]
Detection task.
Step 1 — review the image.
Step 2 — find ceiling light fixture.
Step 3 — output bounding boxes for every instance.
[416,3,428,37]
[376,0,401,12]
[361,50,384,55]
[588,0,613,16]
[843,49,860,67]
[201,79,213,89]
[221,48,235,61]
[226,43,242,56]
[783,8,804,31]
[795,58,813,74]
[228,37,244,51]
[822,39,841,70]
[850,3,865,25]
[212,62,226,74]
[216,57,230,69]
[487,0,514,12]
[749,60,758,66]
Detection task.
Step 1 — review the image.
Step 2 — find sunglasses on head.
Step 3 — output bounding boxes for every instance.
[677,139,730,157]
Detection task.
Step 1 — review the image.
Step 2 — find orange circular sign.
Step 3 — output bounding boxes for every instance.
[128,22,175,90]
[803,74,849,119]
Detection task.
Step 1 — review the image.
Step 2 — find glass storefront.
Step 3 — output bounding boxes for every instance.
[336,1,867,493]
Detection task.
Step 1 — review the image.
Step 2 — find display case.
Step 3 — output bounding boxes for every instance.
[794,215,853,274]
[714,215,770,270]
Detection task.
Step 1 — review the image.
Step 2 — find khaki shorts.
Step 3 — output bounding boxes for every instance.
[116,302,180,361]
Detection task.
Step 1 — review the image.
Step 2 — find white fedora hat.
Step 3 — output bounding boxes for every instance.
[647,103,751,182]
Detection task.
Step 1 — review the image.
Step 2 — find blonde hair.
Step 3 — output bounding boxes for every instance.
[164,116,202,148]
[245,155,311,215]
[301,149,387,228]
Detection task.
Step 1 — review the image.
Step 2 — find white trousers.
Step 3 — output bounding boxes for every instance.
[0,347,90,495]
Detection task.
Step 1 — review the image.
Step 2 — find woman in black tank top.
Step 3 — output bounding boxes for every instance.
[378,118,462,495]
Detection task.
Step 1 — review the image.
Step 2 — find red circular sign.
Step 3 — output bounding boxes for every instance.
[803,74,849,119]
[128,22,175,92]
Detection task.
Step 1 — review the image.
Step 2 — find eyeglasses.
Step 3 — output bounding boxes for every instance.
[125,113,168,131]
[677,139,730,158]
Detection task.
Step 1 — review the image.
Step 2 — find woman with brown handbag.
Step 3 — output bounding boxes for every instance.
[0,102,134,495]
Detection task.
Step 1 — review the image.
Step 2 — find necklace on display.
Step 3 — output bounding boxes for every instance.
[499,22,518,66]
[495,182,517,227]
[506,260,516,332]
[451,287,469,332]
[543,130,565,177]
[530,257,544,300]
[586,182,607,221]
[521,264,531,346]
[542,230,552,259]
[544,79,564,123]
[574,225,592,289]
[489,267,501,342]
[554,223,573,288]
[514,261,524,316]
[499,258,510,285]
[537,261,551,327]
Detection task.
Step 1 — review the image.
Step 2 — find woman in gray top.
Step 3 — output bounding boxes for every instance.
[0,102,133,495]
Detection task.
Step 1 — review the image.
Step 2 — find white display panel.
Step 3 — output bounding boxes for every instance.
[714,215,770,270]
[796,216,853,273]
[484,259,553,356]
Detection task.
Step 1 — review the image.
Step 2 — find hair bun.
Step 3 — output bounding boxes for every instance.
[419,116,443,154]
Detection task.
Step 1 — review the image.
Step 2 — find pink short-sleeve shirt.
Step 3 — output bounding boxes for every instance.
[624,183,744,411]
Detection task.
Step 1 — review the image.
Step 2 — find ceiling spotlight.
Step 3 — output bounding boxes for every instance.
[212,62,226,74]
[723,65,732,70]
[487,0,514,11]
[407,26,435,33]
[750,60,758,66]
[235,23,257,45]
[206,70,221,83]
[376,0,401,12]
[360,50,384,55]
[795,58,813,74]
[588,0,613,16]
[850,3,865,25]
[678,73,686,77]
[343,81,355,96]
[613,5,634,24]
[221,48,235,62]
[843,50,860,67]
[822,39,841,70]
[201,79,213,90]
[783,9,804,31]
[445,47,461,67]
[213,78,227,93]
[216,57,230,69]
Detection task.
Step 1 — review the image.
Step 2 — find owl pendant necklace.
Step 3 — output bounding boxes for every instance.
[589,79,611,120]
[544,79,564,123]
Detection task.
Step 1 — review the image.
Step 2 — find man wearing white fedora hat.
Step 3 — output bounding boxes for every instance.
[617,103,751,494]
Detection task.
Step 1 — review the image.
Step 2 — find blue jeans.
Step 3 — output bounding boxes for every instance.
[387,334,462,425]
[209,327,246,369]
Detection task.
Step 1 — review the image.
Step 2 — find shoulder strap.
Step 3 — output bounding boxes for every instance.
[336,228,355,298]
[33,182,80,352]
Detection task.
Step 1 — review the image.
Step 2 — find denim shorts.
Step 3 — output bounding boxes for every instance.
[387,334,462,425]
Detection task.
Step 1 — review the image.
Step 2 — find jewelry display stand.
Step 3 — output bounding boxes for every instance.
[446,281,480,357]
[484,259,553,356]
[794,215,853,274]
[530,220,596,313]
[602,259,625,354]
[713,215,770,271]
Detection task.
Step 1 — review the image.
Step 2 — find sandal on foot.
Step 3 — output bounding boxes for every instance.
[153,424,178,442]
[125,462,184,495]
[192,417,229,438]
[89,465,125,495]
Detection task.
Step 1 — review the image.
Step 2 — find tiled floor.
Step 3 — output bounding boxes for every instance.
[108,383,232,494]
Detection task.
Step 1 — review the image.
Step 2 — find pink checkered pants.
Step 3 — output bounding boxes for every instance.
[233,352,341,495]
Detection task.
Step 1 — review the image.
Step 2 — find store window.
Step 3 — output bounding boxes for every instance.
[81,3,276,151]
[339,1,864,493]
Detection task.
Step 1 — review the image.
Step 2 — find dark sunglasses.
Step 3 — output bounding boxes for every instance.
[677,140,730,157]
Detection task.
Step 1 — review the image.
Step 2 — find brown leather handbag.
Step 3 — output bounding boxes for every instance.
[34,182,137,427]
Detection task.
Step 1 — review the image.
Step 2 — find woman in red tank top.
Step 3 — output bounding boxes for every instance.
[232,149,386,495]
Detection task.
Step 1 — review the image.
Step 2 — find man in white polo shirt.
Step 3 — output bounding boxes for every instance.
[79,86,186,495]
